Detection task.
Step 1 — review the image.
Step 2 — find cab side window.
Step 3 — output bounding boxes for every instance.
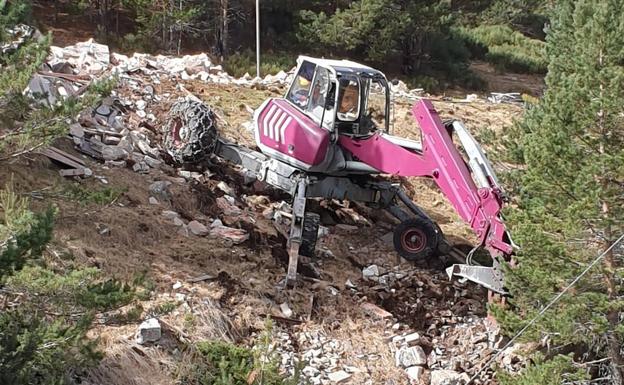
[287,61,316,109]
[307,67,333,126]
[337,77,360,122]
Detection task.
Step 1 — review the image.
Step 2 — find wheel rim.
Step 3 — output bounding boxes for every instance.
[400,228,426,253]
[170,118,183,148]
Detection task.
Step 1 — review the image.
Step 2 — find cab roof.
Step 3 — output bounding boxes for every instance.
[298,55,386,79]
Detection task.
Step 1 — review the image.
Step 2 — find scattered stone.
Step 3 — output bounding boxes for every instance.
[136,318,161,344]
[396,346,427,368]
[210,224,249,244]
[404,332,421,346]
[216,181,235,196]
[144,156,162,168]
[133,161,149,173]
[172,281,183,290]
[105,160,126,168]
[150,181,172,202]
[362,264,380,281]
[173,217,185,226]
[361,302,393,319]
[162,210,179,220]
[405,366,425,383]
[279,302,293,318]
[327,370,351,383]
[188,220,209,236]
[102,145,129,161]
[102,135,121,145]
[430,369,469,385]
[149,196,159,205]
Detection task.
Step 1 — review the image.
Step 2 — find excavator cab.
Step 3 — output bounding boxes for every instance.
[284,56,391,137]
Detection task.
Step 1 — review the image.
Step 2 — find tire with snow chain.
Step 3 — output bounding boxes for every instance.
[164,100,219,164]
[393,216,439,262]
[299,212,320,258]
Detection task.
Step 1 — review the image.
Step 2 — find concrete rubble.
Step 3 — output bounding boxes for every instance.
[136,318,161,344]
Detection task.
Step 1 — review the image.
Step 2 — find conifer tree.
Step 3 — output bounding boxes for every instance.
[496,0,624,382]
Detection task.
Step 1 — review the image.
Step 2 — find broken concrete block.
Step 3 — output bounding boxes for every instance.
[103,135,121,145]
[136,318,161,344]
[104,160,126,168]
[102,145,129,161]
[280,302,293,318]
[327,370,351,383]
[362,265,380,281]
[396,346,427,368]
[188,220,209,236]
[430,370,470,385]
[404,332,421,346]
[405,366,425,383]
[144,156,162,169]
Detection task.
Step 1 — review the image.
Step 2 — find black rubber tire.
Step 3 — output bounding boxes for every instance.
[164,100,219,164]
[393,217,439,261]
[299,212,320,258]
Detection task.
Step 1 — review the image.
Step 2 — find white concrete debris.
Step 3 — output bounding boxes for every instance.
[49,39,110,74]
[405,366,425,383]
[430,369,470,385]
[362,264,380,281]
[327,370,351,383]
[136,318,161,344]
[395,346,427,368]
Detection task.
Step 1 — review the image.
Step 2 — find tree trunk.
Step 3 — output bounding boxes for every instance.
[220,0,229,60]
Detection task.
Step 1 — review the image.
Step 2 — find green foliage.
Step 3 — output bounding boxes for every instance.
[61,183,125,206]
[179,320,303,385]
[498,353,587,385]
[0,0,32,41]
[223,50,294,78]
[496,0,624,381]
[0,308,101,385]
[457,24,547,73]
[153,300,177,315]
[0,206,55,279]
[297,0,479,88]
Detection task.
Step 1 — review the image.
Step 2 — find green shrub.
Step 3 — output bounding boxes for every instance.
[223,50,294,78]
[456,24,547,74]
[61,184,125,206]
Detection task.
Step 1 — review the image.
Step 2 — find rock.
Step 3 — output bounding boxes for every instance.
[362,265,380,281]
[136,110,147,118]
[345,279,356,289]
[103,135,121,145]
[162,210,179,220]
[210,225,249,244]
[149,197,159,205]
[150,181,172,202]
[327,370,351,383]
[216,196,242,216]
[404,332,421,346]
[188,220,209,236]
[102,145,129,161]
[173,217,185,227]
[280,302,293,318]
[133,161,149,173]
[172,281,183,290]
[430,370,469,385]
[216,181,235,196]
[144,156,162,169]
[135,99,146,110]
[406,366,425,383]
[136,318,161,344]
[361,302,393,319]
[396,346,427,368]
[105,160,126,168]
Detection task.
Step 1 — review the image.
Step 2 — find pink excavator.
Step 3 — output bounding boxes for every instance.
[165,56,516,294]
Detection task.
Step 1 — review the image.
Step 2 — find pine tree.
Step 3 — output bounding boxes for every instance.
[496,0,624,382]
